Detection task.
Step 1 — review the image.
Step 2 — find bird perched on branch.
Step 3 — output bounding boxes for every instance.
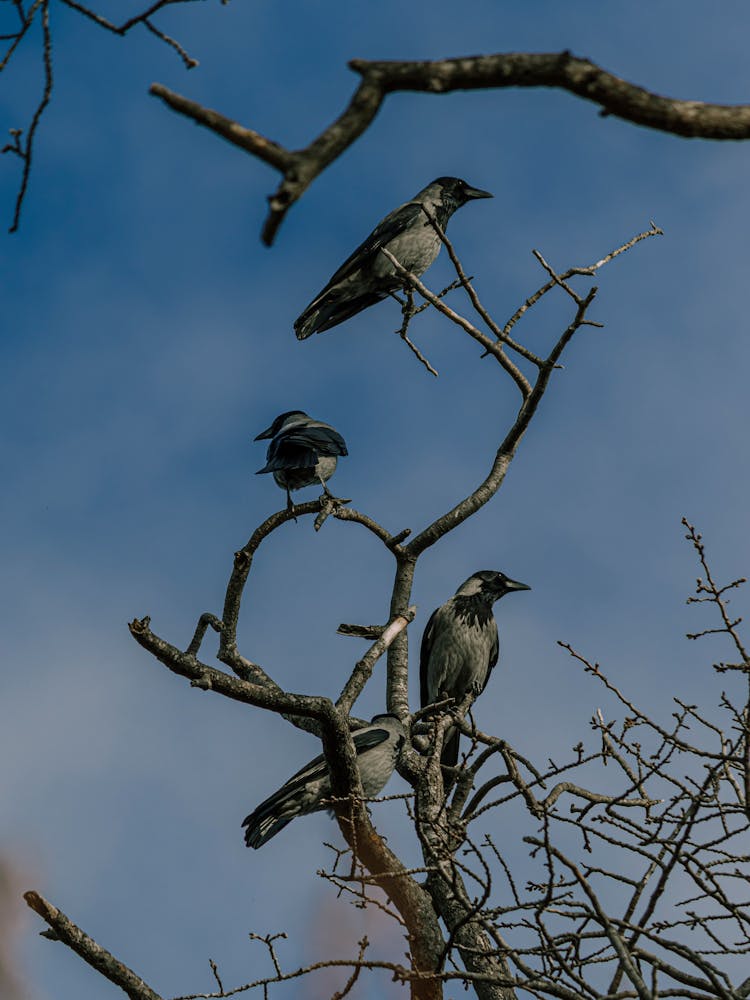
[420,570,530,772]
[242,714,405,849]
[254,410,348,511]
[294,176,493,339]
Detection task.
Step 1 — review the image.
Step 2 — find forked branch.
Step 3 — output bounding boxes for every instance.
[151,51,746,243]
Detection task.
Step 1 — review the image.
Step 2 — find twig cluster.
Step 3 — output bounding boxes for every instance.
[437,616,750,1000]
[1,0,211,231]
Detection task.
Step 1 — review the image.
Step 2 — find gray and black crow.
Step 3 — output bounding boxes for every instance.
[255,410,348,510]
[242,714,405,849]
[420,571,530,771]
[294,176,493,339]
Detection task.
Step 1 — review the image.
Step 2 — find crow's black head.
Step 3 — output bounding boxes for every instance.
[456,570,531,603]
[254,410,309,441]
[431,176,493,208]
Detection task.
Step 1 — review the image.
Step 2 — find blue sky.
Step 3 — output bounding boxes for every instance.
[3,3,750,998]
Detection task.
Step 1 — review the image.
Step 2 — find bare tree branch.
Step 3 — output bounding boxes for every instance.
[336,607,416,715]
[1,0,208,230]
[405,285,598,558]
[23,891,162,1000]
[152,51,750,243]
[3,0,51,232]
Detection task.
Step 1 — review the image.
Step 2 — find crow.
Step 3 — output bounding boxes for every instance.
[420,570,530,771]
[242,714,405,848]
[255,410,348,510]
[294,176,492,339]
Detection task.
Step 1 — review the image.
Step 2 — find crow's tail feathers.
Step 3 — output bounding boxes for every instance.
[293,308,323,340]
[242,786,305,849]
[242,807,294,849]
[440,728,460,772]
[294,291,385,339]
[440,729,462,796]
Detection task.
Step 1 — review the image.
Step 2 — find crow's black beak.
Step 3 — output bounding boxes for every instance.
[254,426,274,441]
[464,185,493,200]
[505,578,531,592]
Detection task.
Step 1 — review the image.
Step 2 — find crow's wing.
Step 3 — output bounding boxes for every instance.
[281,726,391,788]
[419,606,441,708]
[251,725,391,807]
[242,726,392,847]
[352,725,390,754]
[322,201,424,290]
[257,440,318,473]
[479,627,500,696]
[256,423,347,473]
[241,751,331,848]
[252,751,330,811]
[278,422,348,457]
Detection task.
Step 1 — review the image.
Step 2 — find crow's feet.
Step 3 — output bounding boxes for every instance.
[314,492,352,531]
